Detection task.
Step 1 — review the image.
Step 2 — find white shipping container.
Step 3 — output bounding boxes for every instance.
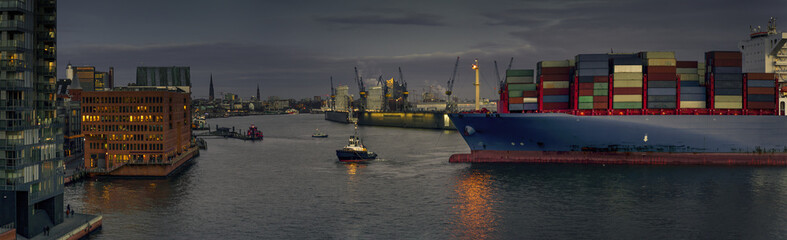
[613,65,642,73]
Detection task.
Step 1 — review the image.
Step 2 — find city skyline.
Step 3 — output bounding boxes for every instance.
[57,0,786,99]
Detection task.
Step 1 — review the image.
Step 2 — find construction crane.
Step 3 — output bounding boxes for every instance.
[399,67,409,111]
[355,67,366,111]
[507,57,513,70]
[445,57,460,112]
[330,76,335,110]
[495,60,503,94]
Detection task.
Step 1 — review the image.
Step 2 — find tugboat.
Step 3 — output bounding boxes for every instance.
[336,124,377,162]
[246,124,263,140]
[312,129,328,138]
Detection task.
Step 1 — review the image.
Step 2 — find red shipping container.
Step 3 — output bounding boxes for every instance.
[543,88,570,95]
[594,76,608,82]
[647,66,677,74]
[648,73,676,81]
[543,102,570,110]
[579,89,593,96]
[748,87,775,95]
[748,102,775,110]
[676,61,698,68]
[593,102,608,109]
[614,87,643,95]
[523,91,538,97]
[593,96,607,102]
[540,67,571,75]
[712,59,742,67]
[579,83,594,90]
[746,73,776,80]
[509,97,524,104]
[541,74,571,81]
[706,51,742,60]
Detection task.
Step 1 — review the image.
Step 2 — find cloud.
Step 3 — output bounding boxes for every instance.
[315,12,445,26]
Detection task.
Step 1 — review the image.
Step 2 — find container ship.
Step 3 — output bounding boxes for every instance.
[449,20,787,165]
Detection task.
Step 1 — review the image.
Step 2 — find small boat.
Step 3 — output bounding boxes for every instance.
[336,125,376,162]
[246,124,263,140]
[312,129,328,138]
[285,109,299,114]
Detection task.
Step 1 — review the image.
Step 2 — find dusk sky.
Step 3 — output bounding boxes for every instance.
[58,0,786,100]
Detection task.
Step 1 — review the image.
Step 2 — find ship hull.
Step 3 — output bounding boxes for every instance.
[336,150,377,162]
[448,113,787,165]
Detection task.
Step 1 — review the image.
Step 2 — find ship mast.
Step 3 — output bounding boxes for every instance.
[473,59,480,111]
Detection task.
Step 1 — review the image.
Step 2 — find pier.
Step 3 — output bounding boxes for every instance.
[193,125,263,141]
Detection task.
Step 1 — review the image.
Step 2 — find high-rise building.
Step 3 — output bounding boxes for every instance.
[0,0,64,238]
[136,66,191,91]
[66,64,114,92]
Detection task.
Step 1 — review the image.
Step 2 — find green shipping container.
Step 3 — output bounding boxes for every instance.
[593,83,609,89]
[506,69,534,77]
[676,68,697,74]
[715,95,742,102]
[714,102,743,109]
[645,58,677,66]
[613,94,642,102]
[508,91,523,98]
[593,89,608,96]
[506,76,534,83]
[578,96,594,103]
[507,83,536,91]
[678,74,699,81]
[613,102,643,109]
[578,102,594,109]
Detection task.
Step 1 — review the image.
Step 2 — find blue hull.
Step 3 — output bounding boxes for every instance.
[336,150,377,161]
[449,113,787,154]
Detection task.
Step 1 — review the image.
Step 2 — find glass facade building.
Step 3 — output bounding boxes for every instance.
[0,0,64,238]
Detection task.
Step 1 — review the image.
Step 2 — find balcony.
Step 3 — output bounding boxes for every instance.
[0,0,30,12]
[0,79,29,90]
[0,40,27,52]
[37,15,55,26]
[38,0,55,8]
[0,59,26,71]
[0,176,24,191]
[0,20,27,31]
[36,66,55,76]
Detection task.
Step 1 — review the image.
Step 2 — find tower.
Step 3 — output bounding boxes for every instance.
[0,0,65,237]
[209,74,215,101]
[257,83,261,101]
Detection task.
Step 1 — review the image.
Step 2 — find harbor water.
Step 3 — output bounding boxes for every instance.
[65,114,787,239]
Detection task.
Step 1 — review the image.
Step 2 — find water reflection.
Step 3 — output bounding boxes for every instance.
[81,179,174,214]
[451,169,498,240]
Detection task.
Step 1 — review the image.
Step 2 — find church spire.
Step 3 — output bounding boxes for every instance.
[256,83,260,101]
[209,74,215,101]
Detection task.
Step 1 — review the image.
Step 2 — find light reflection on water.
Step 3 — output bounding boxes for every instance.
[452,169,498,240]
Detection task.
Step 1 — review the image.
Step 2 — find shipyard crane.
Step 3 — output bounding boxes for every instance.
[507,57,513,70]
[445,57,460,112]
[399,67,409,112]
[330,76,335,110]
[355,67,366,111]
[495,60,503,94]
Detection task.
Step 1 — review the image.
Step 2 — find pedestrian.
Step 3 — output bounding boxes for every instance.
[67,204,71,217]
[44,226,49,236]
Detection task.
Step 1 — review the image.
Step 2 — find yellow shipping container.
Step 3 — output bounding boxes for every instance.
[613,72,643,80]
[613,80,643,88]
[645,58,677,66]
[543,81,569,89]
[613,65,642,73]
[714,102,743,109]
[613,94,642,102]
[523,97,538,103]
[678,74,699,81]
[679,101,706,108]
[714,96,742,102]
[642,51,676,59]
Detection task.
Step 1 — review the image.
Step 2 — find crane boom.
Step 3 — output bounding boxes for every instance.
[507,57,513,70]
[446,56,459,97]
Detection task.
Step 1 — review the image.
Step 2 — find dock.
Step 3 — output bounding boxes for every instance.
[193,125,263,141]
[13,213,102,240]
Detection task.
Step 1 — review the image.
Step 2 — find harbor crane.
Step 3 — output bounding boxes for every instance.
[399,67,409,111]
[355,67,366,111]
[445,57,460,112]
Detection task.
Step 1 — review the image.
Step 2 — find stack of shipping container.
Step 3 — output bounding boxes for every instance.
[677,61,706,108]
[745,73,777,110]
[608,55,642,109]
[538,60,573,110]
[575,54,611,109]
[505,69,537,112]
[706,51,743,109]
[642,52,677,109]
